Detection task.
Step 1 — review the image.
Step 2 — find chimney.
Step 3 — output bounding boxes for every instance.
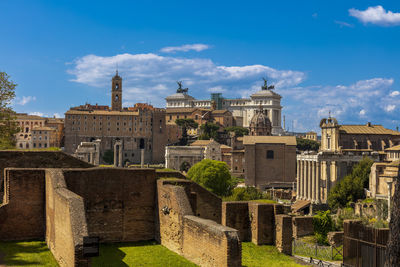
[366,122,372,127]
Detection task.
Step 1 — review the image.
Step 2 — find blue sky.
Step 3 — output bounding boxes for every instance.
[1,0,400,132]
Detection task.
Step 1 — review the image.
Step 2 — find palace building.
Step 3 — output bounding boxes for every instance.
[296,117,400,205]
[64,72,167,164]
[165,79,284,135]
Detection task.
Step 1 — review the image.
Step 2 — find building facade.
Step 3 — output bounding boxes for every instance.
[244,135,297,188]
[165,80,283,134]
[64,72,167,164]
[296,117,400,204]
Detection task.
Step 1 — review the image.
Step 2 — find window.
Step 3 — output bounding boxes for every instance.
[33,143,36,148]
[266,150,274,159]
[44,143,47,148]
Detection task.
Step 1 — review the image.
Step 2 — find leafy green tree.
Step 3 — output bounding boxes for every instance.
[296,138,320,151]
[102,149,114,164]
[187,159,233,196]
[175,118,198,145]
[199,122,219,140]
[225,126,249,137]
[313,210,335,245]
[0,72,19,149]
[226,186,265,201]
[328,156,374,210]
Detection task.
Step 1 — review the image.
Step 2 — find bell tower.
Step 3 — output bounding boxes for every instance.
[111,71,122,111]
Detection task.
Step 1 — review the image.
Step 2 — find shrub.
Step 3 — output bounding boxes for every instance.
[225,186,266,201]
[313,210,335,245]
[187,159,234,197]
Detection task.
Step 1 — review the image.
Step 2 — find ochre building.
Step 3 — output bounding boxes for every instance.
[64,72,167,164]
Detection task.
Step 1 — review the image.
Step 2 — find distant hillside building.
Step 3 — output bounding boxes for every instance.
[64,72,167,164]
[296,117,400,205]
[15,114,64,149]
[165,79,283,134]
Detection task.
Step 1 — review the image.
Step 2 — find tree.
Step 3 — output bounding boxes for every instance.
[0,72,19,149]
[296,138,319,151]
[199,122,219,140]
[313,210,335,245]
[328,156,373,210]
[175,118,198,145]
[187,159,233,196]
[224,126,249,137]
[226,186,266,201]
[102,149,114,164]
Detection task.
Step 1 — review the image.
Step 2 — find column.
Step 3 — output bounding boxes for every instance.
[311,161,316,203]
[299,160,303,199]
[303,160,307,200]
[326,161,331,201]
[316,162,320,203]
[387,181,393,222]
[307,161,312,200]
[296,160,300,197]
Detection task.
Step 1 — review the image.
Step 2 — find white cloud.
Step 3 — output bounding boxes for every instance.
[208,86,226,93]
[29,111,44,117]
[359,109,366,116]
[68,53,306,107]
[390,91,400,97]
[349,6,400,26]
[160,44,210,53]
[14,96,36,105]
[385,105,396,112]
[334,20,354,28]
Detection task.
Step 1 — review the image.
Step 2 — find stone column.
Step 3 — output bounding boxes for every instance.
[141,148,145,168]
[303,160,307,200]
[298,160,304,199]
[387,181,393,222]
[307,161,312,200]
[311,161,316,203]
[296,160,300,197]
[326,161,331,202]
[316,162,320,203]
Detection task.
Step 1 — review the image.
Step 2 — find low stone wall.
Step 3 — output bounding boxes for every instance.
[0,169,46,240]
[45,169,90,267]
[156,171,187,180]
[249,202,276,245]
[222,202,250,242]
[275,215,293,255]
[292,216,314,238]
[157,179,241,267]
[183,215,241,267]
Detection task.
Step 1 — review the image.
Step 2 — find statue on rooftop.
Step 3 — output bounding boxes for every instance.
[262,78,275,90]
[176,81,189,94]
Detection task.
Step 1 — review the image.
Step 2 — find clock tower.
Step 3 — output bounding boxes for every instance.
[111,71,122,111]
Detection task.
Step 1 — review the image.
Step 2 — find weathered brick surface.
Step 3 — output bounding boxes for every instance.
[275,215,293,255]
[249,202,276,245]
[0,169,45,240]
[63,168,156,242]
[292,216,314,238]
[183,215,241,267]
[222,202,250,241]
[45,169,89,267]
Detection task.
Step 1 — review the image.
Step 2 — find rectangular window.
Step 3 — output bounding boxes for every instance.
[266,150,274,159]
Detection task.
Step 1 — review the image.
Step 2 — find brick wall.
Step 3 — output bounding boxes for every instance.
[222,202,250,241]
[275,215,293,255]
[63,168,156,242]
[249,203,276,245]
[45,169,90,267]
[0,169,45,240]
[292,216,314,238]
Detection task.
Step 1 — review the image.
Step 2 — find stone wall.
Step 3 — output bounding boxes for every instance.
[292,216,314,238]
[63,168,156,242]
[222,202,250,241]
[45,169,89,267]
[0,169,46,240]
[275,215,293,255]
[157,179,241,267]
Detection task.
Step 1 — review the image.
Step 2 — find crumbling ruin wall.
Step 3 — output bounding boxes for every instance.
[292,216,314,238]
[222,202,250,241]
[157,179,241,267]
[249,203,277,245]
[63,168,156,242]
[45,169,89,267]
[275,215,293,255]
[0,151,92,200]
[0,168,46,240]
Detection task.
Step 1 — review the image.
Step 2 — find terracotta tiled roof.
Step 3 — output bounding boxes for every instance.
[65,110,140,115]
[211,110,231,115]
[16,113,45,120]
[243,136,297,146]
[190,140,215,146]
[166,108,197,113]
[339,125,400,135]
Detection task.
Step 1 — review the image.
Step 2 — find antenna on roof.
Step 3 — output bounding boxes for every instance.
[328,110,331,118]
[116,62,119,76]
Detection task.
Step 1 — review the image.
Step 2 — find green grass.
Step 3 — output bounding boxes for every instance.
[92,241,197,267]
[293,236,343,262]
[249,199,277,204]
[242,242,304,267]
[0,240,58,266]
